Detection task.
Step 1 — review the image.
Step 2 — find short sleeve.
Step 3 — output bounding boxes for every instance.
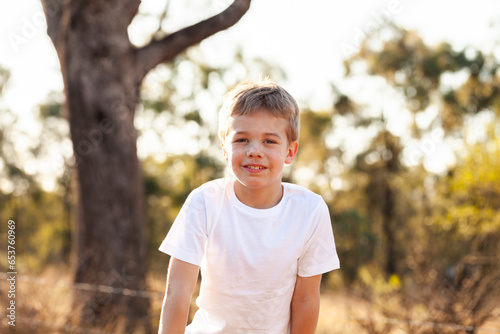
[297,199,340,277]
[159,189,208,267]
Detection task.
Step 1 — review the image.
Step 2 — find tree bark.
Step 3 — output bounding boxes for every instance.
[41,0,251,331]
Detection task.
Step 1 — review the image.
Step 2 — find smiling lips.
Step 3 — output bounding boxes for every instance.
[244,164,266,172]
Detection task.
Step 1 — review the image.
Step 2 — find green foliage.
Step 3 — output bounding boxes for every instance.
[333,94,358,116]
[39,100,63,119]
[333,209,376,283]
[435,133,500,239]
[0,115,71,273]
[0,190,71,272]
[295,109,335,175]
[0,68,69,273]
[346,26,499,135]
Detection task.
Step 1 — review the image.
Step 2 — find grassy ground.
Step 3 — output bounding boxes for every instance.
[1,268,499,333]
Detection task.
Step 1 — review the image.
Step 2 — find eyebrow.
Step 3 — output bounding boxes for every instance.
[234,131,282,138]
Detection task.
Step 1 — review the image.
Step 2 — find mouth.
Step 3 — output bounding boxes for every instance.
[244,164,266,171]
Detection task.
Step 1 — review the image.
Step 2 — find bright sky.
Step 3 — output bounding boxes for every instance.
[1,0,499,189]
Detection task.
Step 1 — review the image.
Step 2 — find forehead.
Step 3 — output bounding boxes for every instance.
[228,112,288,135]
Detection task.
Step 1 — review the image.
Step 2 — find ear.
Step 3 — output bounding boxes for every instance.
[285,141,298,164]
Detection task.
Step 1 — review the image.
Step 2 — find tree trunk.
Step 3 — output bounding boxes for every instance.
[382,130,398,276]
[382,177,396,275]
[40,0,251,331]
[57,2,148,331]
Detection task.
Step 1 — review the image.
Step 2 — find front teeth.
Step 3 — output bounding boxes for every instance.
[247,166,264,170]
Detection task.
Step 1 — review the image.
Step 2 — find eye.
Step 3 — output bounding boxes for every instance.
[264,139,277,144]
[234,138,248,143]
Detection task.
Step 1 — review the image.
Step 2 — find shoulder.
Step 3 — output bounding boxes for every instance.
[191,178,231,235]
[283,182,325,209]
[191,178,229,198]
[185,178,231,214]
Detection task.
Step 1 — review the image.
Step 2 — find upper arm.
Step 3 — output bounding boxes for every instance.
[165,257,199,299]
[292,274,322,303]
[159,258,199,333]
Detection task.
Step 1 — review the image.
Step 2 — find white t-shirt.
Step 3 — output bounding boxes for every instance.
[159,178,340,334]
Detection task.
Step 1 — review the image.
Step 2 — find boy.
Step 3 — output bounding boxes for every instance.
[158,79,340,333]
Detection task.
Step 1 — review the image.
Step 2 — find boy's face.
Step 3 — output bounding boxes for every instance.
[222,110,298,201]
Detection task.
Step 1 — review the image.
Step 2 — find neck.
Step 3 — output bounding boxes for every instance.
[233,182,283,209]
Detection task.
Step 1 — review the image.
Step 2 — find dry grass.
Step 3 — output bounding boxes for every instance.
[317,290,372,333]
[1,267,73,333]
[0,267,164,333]
[1,268,499,333]
[317,289,500,334]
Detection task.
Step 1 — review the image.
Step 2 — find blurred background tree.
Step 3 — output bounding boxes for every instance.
[0,66,71,271]
[329,24,500,330]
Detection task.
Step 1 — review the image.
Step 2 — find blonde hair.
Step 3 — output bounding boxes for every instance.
[218,79,300,144]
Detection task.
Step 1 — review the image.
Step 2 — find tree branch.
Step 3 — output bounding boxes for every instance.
[135,0,251,82]
[41,0,141,49]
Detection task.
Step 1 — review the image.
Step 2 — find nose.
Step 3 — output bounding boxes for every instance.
[247,142,263,158]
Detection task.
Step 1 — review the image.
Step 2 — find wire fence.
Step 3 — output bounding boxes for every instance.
[1,272,500,333]
[0,272,164,299]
